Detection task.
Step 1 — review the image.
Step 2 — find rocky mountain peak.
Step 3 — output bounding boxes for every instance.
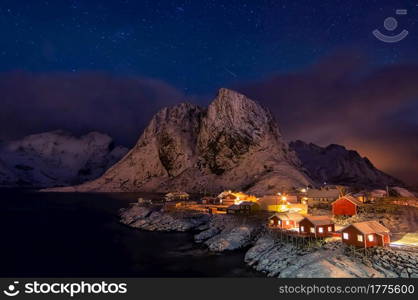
[51,89,311,194]
[199,88,281,149]
[206,88,276,133]
[140,102,203,144]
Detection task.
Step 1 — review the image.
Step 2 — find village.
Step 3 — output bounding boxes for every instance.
[121,185,418,277]
[138,185,418,251]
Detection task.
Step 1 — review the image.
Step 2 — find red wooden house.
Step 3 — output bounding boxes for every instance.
[331,195,363,216]
[341,221,390,248]
[268,213,304,229]
[299,216,335,237]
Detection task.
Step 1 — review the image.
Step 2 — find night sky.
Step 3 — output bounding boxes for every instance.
[0,0,417,185]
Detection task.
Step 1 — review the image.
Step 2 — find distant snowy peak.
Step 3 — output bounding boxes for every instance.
[289,140,403,188]
[0,130,128,187]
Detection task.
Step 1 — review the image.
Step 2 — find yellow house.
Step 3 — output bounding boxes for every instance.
[259,195,308,214]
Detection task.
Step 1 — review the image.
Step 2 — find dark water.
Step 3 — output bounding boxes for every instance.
[0,189,262,277]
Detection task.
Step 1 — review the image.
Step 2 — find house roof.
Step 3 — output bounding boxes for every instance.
[240,201,257,206]
[331,195,363,206]
[353,192,366,197]
[227,204,241,210]
[165,192,189,197]
[228,202,258,210]
[303,215,333,226]
[223,194,237,199]
[306,188,339,198]
[370,189,387,197]
[269,213,304,222]
[343,221,390,234]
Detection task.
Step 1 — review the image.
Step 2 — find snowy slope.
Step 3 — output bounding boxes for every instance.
[290,140,403,188]
[0,131,128,187]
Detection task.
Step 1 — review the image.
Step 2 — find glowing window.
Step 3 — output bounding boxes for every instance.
[310,227,315,233]
[343,232,349,240]
[368,234,374,242]
[270,220,274,224]
[357,234,363,242]
[328,226,332,232]
[278,220,281,224]
[300,226,305,232]
[318,227,323,233]
[285,221,289,225]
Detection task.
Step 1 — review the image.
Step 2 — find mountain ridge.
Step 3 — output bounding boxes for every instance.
[290,140,403,188]
[3,89,405,192]
[47,88,312,194]
[0,130,128,187]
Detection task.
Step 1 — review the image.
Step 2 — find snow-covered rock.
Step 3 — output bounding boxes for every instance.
[0,130,128,187]
[194,227,221,243]
[0,158,18,185]
[392,187,415,197]
[204,225,258,252]
[49,88,311,194]
[128,209,210,232]
[290,140,402,188]
[120,205,152,225]
[245,235,397,278]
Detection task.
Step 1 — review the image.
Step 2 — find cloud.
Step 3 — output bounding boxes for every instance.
[0,71,185,145]
[235,52,418,186]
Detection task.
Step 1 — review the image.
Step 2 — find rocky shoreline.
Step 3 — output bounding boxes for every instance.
[119,204,418,278]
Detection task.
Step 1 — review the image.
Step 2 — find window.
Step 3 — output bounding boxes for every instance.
[285,221,289,225]
[300,226,304,232]
[310,227,315,233]
[328,226,332,232]
[318,227,323,233]
[368,234,374,242]
[343,232,349,240]
[357,234,363,242]
[278,220,281,224]
[270,219,274,224]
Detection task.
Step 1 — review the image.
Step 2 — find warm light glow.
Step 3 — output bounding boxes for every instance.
[285,220,289,225]
[300,226,305,232]
[368,234,374,242]
[327,226,332,232]
[343,232,349,240]
[270,219,274,224]
[301,188,307,193]
[357,234,363,242]
[318,227,323,233]
[234,196,242,205]
[221,191,258,204]
[281,196,287,201]
[389,233,418,247]
[310,227,315,233]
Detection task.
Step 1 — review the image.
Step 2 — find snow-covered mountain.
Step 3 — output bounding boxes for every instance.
[290,140,403,188]
[0,131,128,187]
[49,88,312,194]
